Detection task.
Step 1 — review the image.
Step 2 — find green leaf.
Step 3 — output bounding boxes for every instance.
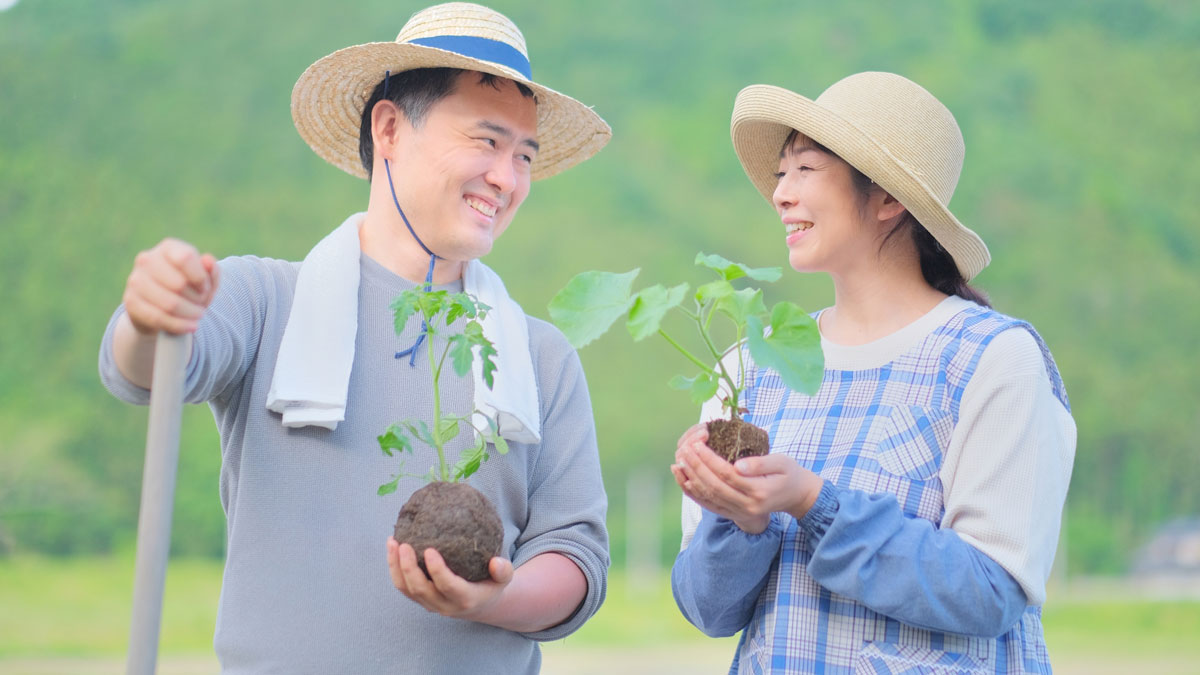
[404,420,435,448]
[452,439,488,482]
[445,292,489,325]
[694,253,782,282]
[548,269,640,349]
[492,433,509,456]
[389,290,424,336]
[437,417,461,444]
[415,289,450,320]
[480,416,509,456]
[627,283,688,341]
[696,279,734,306]
[447,321,498,386]
[377,424,414,457]
[447,333,475,379]
[746,302,824,395]
[716,287,768,326]
[669,372,720,405]
[377,476,400,496]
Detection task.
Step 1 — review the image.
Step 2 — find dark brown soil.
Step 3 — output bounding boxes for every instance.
[392,481,503,582]
[706,418,769,463]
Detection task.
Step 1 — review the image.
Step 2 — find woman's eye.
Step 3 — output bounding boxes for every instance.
[773,171,786,181]
[798,165,813,172]
[517,154,533,165]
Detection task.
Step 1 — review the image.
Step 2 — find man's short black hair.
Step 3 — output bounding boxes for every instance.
[358,68,536,179]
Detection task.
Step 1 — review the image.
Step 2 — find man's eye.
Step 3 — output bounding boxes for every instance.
[480,138,497,147]
[518,154,533,164]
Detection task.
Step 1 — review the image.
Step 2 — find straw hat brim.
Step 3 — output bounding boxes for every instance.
[292,41,611,181]
[730,84,990,281]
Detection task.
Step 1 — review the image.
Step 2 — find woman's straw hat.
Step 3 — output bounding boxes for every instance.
[292,2,610,181]
[730,72,990,280]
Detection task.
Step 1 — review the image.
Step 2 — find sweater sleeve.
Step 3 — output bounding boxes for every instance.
[799,327,1075,636]
[509,322,609,642]
[98,256,285,406]
[672,509,785,637]
[938,327,1076,606]
[800,481,1028,637]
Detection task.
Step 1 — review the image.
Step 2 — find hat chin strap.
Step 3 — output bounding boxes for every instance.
[384,156,440,366]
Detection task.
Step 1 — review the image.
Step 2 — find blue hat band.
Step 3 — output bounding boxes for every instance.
[409,35,532,81]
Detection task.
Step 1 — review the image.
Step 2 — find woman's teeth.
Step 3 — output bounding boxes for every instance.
[786,222,814,234]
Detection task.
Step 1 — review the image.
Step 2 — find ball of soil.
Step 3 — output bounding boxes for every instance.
[393,481,503,582]
[706,418,769,463]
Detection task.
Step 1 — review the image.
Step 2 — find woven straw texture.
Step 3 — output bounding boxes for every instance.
[292,2,610,181]
[731,72,991,280]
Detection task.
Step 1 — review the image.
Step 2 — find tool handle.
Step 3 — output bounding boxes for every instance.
[126,332,191,675]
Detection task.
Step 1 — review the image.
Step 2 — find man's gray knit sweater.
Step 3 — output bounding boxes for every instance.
[100,252,609,674]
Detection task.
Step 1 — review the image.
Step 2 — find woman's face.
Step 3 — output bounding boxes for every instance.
[772,136,879,276]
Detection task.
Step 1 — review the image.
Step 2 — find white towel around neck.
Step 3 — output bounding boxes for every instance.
[265,212,542,443]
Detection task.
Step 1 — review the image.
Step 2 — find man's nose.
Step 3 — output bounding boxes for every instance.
[485,154,518,195]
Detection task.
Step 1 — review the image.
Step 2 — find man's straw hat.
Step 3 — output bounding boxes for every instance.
[292,2,610,181]
[731,72,990,280]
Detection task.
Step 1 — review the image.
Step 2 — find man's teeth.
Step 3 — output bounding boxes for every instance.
[465,197,497,217]
[786,222,814,234]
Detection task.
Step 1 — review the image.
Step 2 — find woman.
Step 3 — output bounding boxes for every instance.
[670,72,1075,674]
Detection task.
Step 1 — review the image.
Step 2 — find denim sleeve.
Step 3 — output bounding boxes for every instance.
[799,481,1027,638]
[671,509,784,637]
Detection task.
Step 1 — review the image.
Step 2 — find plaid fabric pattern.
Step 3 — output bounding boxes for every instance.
[730,305,1068,674]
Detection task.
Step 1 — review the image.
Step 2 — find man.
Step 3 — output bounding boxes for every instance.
[99,3,610,672]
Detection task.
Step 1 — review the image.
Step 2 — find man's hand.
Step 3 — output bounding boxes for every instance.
[112,238,219,388]
[671,423,823,533]
[387,538,514,621]
[123,238,220,335]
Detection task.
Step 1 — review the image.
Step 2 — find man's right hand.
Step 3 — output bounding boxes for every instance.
[122,238,220,335]
[112,238,220,388]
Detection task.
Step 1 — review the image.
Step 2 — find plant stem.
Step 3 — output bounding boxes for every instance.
[657,329,716,374]
[427,324,448,482]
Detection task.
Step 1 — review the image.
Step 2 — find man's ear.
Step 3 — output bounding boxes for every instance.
[371,99,405,161]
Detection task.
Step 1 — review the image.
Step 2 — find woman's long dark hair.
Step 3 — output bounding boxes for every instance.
[781,130,990,307]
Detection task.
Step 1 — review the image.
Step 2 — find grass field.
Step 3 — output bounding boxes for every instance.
[2,556,1198,674]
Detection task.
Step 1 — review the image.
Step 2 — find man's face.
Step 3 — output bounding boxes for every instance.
[386,73,539,264]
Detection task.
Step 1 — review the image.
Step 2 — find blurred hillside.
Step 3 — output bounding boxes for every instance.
[1,0,1197,574]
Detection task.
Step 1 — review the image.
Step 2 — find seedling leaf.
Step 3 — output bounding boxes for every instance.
[548,269,640,349]
[696,279,734,305]
[746,302,824,395]
[437,417,461,444]
[405,420,435,449]
[378,424,414,457]
[695,253,782,282]
[669,372,719,405]
[627,283,688,341]
[390,290,423,335]
[378,475,401,496]
[452,439,488,482]
[716,287,767,326]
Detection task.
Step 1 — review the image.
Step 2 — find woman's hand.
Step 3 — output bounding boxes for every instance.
[671,423,824,533]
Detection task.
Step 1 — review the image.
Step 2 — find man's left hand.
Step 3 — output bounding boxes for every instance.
[387,538,514,620]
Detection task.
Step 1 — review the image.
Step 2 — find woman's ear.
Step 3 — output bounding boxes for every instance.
[873,190,909,225]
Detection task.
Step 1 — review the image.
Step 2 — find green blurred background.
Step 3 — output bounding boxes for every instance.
[2,0,1199,671]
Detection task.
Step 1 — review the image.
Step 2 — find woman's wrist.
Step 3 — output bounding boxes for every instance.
[733,513,771,535]
[787,473,825,520]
